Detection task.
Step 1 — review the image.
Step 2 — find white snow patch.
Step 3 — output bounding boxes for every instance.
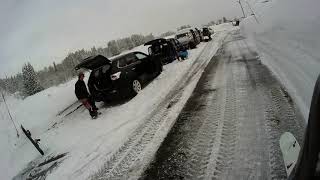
[240,0,320,120]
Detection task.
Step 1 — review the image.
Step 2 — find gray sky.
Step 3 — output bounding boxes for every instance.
[0,0,242,77]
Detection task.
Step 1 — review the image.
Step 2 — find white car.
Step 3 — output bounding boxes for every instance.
[175,29,197,49]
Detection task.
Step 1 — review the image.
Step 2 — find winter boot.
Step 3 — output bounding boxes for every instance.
[89,109,98,119]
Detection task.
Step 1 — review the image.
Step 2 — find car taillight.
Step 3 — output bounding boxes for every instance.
[110,72,121,80]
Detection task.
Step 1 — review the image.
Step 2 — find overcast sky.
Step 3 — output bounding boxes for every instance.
[0,0,242,77]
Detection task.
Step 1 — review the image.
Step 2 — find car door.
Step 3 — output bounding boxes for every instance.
[119,54,142,83]
[135,52,152,72]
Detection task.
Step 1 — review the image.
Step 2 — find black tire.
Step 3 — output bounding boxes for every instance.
[189,42,197,49]
[130,79,142,96]
[156,61,163,76]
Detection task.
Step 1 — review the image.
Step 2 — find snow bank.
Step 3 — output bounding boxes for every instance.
[240,0,320,120]
[0,78,81,179]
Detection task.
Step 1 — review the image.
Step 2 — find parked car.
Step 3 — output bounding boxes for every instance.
[233,20,240,26]
[190,28,201,45]
[175,29,197,49]
[195,28,203,42]
[75,53,163,102]
[145,38,179,64]
[208,27,214,34]
[167,38,189,60]
[167,38,185,52]
[202,27,212,41]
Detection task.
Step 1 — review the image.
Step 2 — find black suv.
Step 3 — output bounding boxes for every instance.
[75,52,163,102]
[145,38,179,64]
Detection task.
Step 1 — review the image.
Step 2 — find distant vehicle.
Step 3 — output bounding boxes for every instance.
[233,20,240,26]
[195,28,203,42]
[208,27,214,34]
[145,38,179,64]
[75,53,163,102]
[175,29,197,49]
[202,27,212,41]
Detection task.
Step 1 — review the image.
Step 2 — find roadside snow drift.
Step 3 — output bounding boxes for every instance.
[241,0,320,120]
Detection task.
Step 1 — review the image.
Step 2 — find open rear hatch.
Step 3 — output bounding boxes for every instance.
[75,55,111,70]
[76,55,114,92]
[144,38,167,46]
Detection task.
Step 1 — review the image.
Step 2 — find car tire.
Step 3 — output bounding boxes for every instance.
[190,42,197,49]
[131,79,142,96]
[156,61,163,76]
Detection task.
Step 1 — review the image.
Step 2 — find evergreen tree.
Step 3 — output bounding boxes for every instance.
[159,31,175,38]
[107,40,120,56]
[22,62,43,96]
[144,33,155,42]
[131,34,146,47]
[223,17,228,23]
[124,37,135,50]
[177,25,191,31]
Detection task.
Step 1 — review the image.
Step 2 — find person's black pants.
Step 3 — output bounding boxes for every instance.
[88,96,97,110]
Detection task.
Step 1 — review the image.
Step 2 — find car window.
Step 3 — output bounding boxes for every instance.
[101,64,111,74]
[125,54,137,65]
[118,54,138,68]
[135,53,147,60]
[118,57,127,68]
[93,69,100,78]
[176,33,187,39]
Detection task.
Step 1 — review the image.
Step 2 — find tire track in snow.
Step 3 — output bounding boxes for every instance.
[211,54,237,179]
[254,68,305,179]
[183,56,226,179]
[140,48,225,180]
[238,39,305,179]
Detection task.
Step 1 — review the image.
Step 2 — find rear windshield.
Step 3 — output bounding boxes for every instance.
[176,33,188,39]
[92,64,111,78]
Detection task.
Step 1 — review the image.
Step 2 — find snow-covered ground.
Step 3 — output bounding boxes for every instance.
[241,0,320,120]
[0,24,233,180]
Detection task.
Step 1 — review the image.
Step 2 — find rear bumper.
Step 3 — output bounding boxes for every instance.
[93,89,121,102]
[91,80,129,102]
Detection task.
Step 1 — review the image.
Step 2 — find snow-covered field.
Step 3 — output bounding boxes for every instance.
[241,0,320,120]
[0,24,233,180]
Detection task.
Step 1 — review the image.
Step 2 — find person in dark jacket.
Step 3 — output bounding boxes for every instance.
[75,72,98,118]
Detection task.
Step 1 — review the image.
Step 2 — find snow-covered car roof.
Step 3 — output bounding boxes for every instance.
[176,28,192,35]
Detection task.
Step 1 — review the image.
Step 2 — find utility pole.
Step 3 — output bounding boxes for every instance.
[237,0,246,18]
[246,1,260,23]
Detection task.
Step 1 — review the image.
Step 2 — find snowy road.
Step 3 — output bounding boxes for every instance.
[140,30,305,180]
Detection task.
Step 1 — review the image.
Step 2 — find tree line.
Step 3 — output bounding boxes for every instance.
[0,33,155,98]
